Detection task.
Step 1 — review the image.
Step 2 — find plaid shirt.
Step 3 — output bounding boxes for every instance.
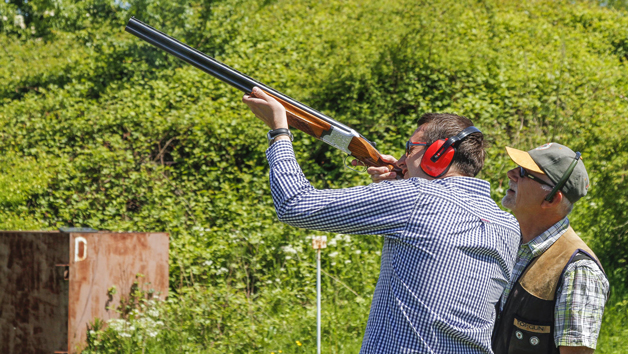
[266,141,520,354]
[499,217,609,349]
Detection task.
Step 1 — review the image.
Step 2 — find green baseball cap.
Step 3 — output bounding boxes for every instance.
[505,143,590,203]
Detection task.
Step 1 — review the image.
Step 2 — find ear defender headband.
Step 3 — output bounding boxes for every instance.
[420,126,483,178]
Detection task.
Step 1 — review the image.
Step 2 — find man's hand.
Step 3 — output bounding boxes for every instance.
[352,154,399,183]
[242,87,289,130]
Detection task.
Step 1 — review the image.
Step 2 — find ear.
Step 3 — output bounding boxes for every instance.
[541,190,563,210]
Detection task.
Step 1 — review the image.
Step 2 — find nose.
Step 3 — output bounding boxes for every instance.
[397,154,407,168]
[506,167,519,182]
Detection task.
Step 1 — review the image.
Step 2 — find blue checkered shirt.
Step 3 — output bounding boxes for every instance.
[266,141,520,353]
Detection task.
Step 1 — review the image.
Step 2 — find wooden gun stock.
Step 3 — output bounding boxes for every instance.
[262,90,401,174]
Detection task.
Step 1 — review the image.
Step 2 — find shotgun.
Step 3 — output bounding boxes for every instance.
[125,17,400,174]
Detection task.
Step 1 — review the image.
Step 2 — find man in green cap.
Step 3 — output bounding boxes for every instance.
[491,143,608,354]
[366,142,609,353]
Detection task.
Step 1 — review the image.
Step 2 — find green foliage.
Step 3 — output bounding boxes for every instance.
[83,276,167,353]
[1,0,627,352]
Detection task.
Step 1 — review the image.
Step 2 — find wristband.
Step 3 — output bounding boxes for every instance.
[267,128,293,146]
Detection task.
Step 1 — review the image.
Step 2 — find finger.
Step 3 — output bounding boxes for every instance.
[242,94,266,105]
[372,171,397,183]
[367,166,391,175]
[351,160,366,167]
[252,87,271,101]
[253,87,283,107]
[379,154,398,164]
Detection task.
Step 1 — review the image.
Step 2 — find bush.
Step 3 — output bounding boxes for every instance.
[1,0,627,352]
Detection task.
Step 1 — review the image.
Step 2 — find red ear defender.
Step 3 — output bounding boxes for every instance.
[419,126,483,178]
[420,139,456,178]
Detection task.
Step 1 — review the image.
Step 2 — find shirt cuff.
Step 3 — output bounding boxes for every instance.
[265,139,296,167]
[555,336,596,349]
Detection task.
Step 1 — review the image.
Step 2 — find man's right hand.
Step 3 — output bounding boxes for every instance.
[353,154,400,183]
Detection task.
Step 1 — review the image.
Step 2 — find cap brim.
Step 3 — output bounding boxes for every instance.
[505,146,545,174]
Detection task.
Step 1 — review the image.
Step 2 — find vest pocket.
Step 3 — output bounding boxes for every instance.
[507,317,552,353]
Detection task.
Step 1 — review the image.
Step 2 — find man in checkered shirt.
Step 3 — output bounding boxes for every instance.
[491,144,609,354]
[243,87,520,353]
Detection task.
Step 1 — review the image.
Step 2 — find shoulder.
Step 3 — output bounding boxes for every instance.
[563,258,608,283]
[560,258,609,297]
[420,177,520,231]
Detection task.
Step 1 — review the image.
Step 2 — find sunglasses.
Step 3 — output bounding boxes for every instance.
[406,141,428,156]
[519,167,554,188]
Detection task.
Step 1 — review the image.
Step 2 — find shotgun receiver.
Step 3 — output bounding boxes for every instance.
[125,17,400,173]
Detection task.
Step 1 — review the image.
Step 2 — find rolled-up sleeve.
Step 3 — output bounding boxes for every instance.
[266,140,420,236]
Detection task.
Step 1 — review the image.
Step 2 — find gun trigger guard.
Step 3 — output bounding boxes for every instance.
[344,156,367,173]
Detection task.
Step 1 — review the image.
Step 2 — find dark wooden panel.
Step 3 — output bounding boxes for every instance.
[0,232,69,354]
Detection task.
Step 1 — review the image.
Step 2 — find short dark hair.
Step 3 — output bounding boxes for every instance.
[416,113,486,177]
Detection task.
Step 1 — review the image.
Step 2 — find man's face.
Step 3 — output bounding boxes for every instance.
[502,167,554,216]
[398,126,432,179]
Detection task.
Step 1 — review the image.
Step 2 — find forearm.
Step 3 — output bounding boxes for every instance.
[559,346,594,354]
[266,140,417,235]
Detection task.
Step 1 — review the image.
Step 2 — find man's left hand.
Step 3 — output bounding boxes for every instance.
[242,87,289,130]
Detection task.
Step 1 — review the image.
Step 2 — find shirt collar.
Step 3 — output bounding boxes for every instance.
[523,217,570,257]
[432,176,493,199]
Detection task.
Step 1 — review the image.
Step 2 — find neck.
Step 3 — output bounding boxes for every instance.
[516,212,565,244]
[443,172,466,178]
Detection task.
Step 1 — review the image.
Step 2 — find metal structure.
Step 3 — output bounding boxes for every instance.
[0,231,169,354]
[311,236,327,354]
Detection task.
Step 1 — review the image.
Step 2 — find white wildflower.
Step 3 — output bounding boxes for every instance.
[344,260,351,264]
[108,319,127,332]
[202,260,213,266]
[282,245,298,254]
[355,250,362,255]
[2,16,8,22]
[329,251,339,258]
[216,267,228,275]
[44,10,55,17]
[327,238,337,247]
[14,15,25,29]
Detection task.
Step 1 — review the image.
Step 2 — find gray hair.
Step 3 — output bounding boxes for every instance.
[541,185,574,215]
